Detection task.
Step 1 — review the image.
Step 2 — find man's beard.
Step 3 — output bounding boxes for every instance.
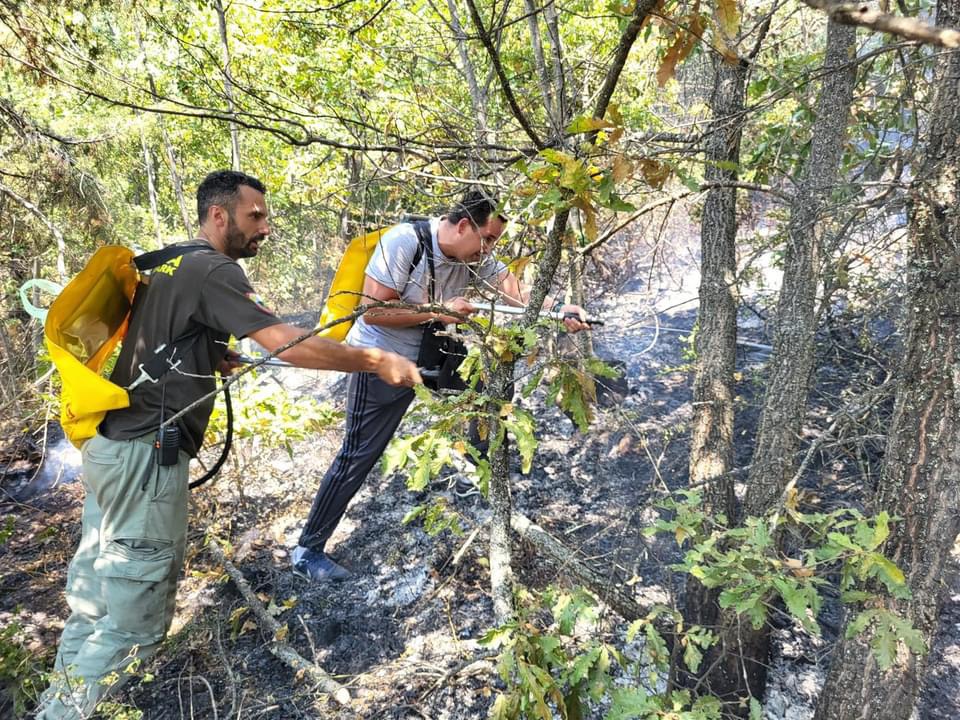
[225,216,262,259]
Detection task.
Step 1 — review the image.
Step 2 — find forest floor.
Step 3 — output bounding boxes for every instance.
[3,255,960,719]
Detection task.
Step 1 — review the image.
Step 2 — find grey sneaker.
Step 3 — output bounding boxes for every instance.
[291,545,352,582]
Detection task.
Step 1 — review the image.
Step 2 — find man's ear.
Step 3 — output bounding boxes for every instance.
[210,204,227,228]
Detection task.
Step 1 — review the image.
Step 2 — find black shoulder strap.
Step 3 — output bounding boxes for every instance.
[127,243,210,391]
[134,243,208,272]
[411,220,436,302]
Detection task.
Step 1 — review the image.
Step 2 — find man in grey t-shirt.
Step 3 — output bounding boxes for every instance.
[293,190,589,582]
[344,217,505,360]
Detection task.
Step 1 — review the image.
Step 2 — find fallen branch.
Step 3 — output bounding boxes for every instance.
[510,511,651,622]
[206,540,351,706]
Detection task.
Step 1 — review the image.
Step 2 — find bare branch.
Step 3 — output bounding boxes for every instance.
[579,180,786,256]
[800,0,960,47]
[463,0,547,149]
[206,539,351,706]
[592,0,661,121]
[0,181,66,281]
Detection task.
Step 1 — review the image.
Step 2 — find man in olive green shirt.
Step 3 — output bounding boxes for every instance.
[38,170,420,719]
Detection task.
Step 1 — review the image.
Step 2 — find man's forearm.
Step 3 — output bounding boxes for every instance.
[363,306,438,328]
[276,335,388,373]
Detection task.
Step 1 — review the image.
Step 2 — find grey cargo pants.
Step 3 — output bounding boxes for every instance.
[37,432,189,719]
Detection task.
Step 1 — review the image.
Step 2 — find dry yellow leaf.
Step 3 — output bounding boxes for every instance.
[612,155,635,182]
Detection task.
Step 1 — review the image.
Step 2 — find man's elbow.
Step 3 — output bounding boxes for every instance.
[249,323,302,355]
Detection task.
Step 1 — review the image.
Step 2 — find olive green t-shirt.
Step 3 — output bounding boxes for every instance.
[100,242,281,456]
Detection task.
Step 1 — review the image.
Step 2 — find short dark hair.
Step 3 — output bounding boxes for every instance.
[447,189,504,227]
[196,170,267,225]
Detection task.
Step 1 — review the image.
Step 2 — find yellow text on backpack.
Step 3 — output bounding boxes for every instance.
[316,226,392,341]
[45,246,140,448]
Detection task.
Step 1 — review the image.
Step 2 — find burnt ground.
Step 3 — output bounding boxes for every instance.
[2,282,960,719]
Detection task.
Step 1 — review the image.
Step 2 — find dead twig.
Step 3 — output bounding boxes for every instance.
[205,539,351,706]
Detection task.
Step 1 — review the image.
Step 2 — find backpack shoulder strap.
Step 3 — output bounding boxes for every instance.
[126,243,212,391]
[411,220,435,302]
[134,243,208,272]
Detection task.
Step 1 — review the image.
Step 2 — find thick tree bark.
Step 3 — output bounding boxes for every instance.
[488,359,517,623]
[744,21,858,516]
[688,58,746,521]
[814,2,960,717]
[684,55,751,708]
[685,22,857,712]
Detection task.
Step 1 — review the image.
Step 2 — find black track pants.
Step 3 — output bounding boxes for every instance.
[298,372,415,552]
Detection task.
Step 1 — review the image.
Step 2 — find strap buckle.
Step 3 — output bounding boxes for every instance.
[127,343,183,391]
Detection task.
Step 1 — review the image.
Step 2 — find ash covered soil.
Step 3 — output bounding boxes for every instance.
[3,278,960,719]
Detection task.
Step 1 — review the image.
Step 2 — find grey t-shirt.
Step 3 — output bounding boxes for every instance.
[345,218,507,361]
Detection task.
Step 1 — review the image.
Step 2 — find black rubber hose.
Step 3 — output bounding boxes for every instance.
[189,378,233,489]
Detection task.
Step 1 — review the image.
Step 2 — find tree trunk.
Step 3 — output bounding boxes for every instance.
[685,22,858,712]
[688,57,746,521]
[683,54,752,708]
[744,21,858,516]
[543,0,570,122]
[487,208,571,622]
[814,2,960,717]
[137,28,192,239]
[161,128,193,240]
[522,0,557,135]
[488,358,517,623]
[214,0,242,170]
[141,129,162,245]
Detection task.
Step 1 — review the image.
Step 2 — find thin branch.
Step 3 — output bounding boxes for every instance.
[800,0,960,47]
[0,181,66,281]
[462,0,546,150]
[206,539,351,706]
[579,180,786,256]
[349,0,392,35]
[592,0,661,121]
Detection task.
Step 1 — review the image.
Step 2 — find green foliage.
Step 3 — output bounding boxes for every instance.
[545,356,621,432]
[481,588,620,720]
[845,608,926,670]
[482,590,732,720]
[607,689,723,720]
[383,385,490,492]
[205,372,341,455]
[402,498,463,537]
[0,516,14,547]
[0,621,45,717]
[680,323,699,364]
[646,494,925,665]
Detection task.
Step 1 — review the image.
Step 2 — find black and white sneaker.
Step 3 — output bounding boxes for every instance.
[291,545,352,582]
